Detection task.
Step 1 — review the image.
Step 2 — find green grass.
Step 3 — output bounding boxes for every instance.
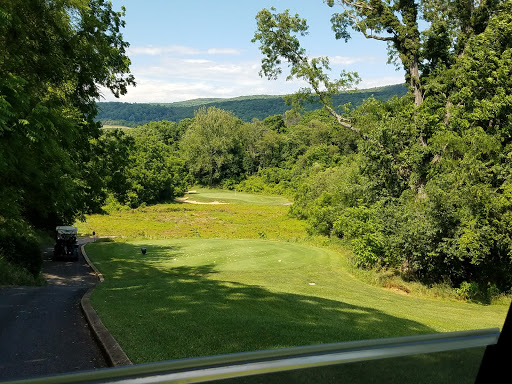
[80,188,510,383]
[0,255,45,286]
[101,124,134,130]
[76,200,304,241]
[86,240,507,362]
[183,188,291,205]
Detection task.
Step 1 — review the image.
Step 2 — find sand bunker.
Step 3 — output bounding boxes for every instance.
[175,197,227,205]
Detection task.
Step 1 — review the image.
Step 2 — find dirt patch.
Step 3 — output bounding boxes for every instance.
[385,286,410,295]
[175,197,228,205]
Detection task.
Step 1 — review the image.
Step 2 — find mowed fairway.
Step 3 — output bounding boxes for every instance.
[179,188,291,205]
[81,189,509,382]
[86,239,506,360]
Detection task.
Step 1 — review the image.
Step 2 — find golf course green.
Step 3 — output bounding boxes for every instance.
[81,189,509,382]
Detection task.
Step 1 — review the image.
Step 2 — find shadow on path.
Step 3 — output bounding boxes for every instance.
[0,238,107,381]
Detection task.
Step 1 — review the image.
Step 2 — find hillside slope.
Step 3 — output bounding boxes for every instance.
[98,84,407,126]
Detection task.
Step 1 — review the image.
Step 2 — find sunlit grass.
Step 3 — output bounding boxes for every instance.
[80,188,509,383]
[182,187,291,205]
[101,125,133,130]
[87,239,507,366]
[76,201,305,241]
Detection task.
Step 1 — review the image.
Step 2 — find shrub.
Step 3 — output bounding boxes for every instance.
[0,220,42,277]
[102,194,130,214]
[455,281,480,301]
[237,168,293,196]
[0,255,44,286]
[332,204,386,268]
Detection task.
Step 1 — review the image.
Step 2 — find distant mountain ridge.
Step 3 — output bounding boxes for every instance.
[97,84,408,126]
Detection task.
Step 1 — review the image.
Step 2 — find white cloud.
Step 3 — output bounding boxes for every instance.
[207,48,242,55]
[101,58,403,103]
[358,76,405,89]
[102,44,403,103]
[127,45,242,57]
[131,57,269,86]
[329,56,376,66]
[127,45,202,56]
[100,59,308,103]
[101,73,403,103]
[183,59,213,64]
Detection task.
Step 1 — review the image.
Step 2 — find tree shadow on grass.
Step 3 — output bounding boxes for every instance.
[91,243,438,366]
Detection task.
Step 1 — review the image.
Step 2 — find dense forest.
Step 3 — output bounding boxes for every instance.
[96,84,407,126]
[2,0,512,302]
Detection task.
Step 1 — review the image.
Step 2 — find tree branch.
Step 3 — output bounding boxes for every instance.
[330,0,374,11]
[343,6,394,42]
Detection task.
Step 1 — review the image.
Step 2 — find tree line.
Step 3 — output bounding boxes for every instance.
[95,84,407,126]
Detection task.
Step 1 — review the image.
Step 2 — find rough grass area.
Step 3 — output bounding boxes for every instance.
[86,240,506,366]
[76,201,305,241]
[101,125,133,130]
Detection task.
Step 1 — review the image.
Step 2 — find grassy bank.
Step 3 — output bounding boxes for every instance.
[0,255,45,286]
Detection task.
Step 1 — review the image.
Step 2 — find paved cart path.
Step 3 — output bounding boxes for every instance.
[0,238,107,381]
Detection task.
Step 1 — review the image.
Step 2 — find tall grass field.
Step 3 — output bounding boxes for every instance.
[80,189,509,383]
[77,189,304,241]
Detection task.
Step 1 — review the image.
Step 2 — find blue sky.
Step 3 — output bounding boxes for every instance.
[105,0,405,103]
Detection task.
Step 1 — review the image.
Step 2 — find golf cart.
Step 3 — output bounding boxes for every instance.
[53,226,79,261]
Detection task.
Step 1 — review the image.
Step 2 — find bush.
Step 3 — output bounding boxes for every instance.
[332,204,387,268]
[0,255,45,286]
[236,168,292,196]
[0,221,42,277]
[455,281,480,301]
[220,178,239,190]
[102,194,130,214]
[305,192,338,236]
[454,281,507,303]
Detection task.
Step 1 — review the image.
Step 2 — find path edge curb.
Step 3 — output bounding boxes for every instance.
[80,244,133,367]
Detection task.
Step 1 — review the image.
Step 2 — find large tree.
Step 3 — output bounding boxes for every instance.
[126,133,187,207]
[252,8,360,131]
[254,0,512,291]
[180,107,243,186]
[327,0,423,105]
[0,0,134,271]
[253,0,507,112]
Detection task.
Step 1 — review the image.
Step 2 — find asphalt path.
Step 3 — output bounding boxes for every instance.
[0,239,107,381]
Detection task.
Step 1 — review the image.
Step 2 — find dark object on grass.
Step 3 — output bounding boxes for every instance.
[141,248,147,255]
[476,300,512,382]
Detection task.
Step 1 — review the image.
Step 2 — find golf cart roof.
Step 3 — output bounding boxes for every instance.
[56,226,78,235]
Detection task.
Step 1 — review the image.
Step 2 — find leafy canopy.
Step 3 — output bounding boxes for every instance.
[0,0,134,274]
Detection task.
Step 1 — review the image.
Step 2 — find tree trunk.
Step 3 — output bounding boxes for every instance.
[409,58,423,106]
